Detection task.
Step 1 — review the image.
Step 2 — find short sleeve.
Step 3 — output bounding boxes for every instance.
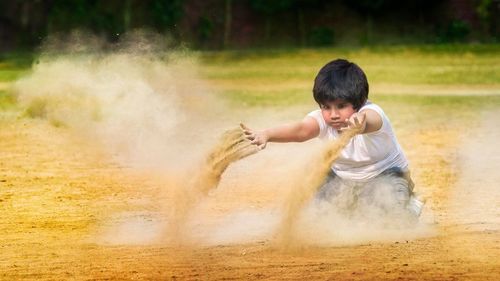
[359,103,389,134]
[306,109,327,139]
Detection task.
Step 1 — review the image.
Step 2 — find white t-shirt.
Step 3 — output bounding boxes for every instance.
[307,101,408,181]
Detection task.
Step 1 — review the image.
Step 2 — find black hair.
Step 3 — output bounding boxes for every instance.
[313,59,369,110]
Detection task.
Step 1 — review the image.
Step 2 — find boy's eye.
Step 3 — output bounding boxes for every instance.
[337,103,346,109]
[320,104,329,109]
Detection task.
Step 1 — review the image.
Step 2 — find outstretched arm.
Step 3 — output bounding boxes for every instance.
[340,109,382,135]
[241,117,319,149]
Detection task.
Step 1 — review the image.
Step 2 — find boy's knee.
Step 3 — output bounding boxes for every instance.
[359,174,412,214]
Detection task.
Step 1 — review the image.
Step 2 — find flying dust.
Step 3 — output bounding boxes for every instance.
[276,126,360,247]
[14,30,220,172]
[167,126,259,244]
[12,31,430,248]
[12,31,270,246]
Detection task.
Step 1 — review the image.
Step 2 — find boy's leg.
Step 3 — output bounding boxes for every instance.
[356,167,419,224]
[401,170,426,217]
[315,170,340,200]
[314,170,357,215]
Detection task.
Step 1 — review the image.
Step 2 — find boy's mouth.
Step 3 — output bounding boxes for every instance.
[329,122,345,128]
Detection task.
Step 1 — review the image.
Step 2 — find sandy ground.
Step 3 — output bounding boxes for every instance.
[1,106,499,280]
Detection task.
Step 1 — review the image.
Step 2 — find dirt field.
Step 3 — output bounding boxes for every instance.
[1,99,499,280]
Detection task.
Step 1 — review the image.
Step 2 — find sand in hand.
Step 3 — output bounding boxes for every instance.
[168,126,260,243]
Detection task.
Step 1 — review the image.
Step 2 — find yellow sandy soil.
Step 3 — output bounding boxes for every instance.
[1,110,499,280]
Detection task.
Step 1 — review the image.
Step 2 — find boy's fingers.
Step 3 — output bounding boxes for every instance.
[240,123,250,131]
[359,112,366,123]
[353,116,360,126]
[240,124,255,136]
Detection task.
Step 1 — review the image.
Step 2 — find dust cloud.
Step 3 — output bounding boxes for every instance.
[12,31,431,248]
[276,128,361,247]
[14,30,221,172]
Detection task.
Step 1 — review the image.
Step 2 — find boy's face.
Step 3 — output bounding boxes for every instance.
[319,99,356,130]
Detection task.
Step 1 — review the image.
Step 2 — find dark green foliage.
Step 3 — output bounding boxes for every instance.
[343,0,387,15]
[476,0,499,40]
[309,27,335,46]
[249,0,296,42]
[1,0,185,45]
[48,0,123,35]
[438,20,471,43]
[249,0,295,14]
[150,0,184,32]
[0,0,497,50]
[198,16,214,43]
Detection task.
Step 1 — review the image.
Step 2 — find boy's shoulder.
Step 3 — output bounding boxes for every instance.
[360,101,382,111]
[360,102,387,119]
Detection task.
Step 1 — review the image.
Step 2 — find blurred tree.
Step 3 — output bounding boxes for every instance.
[48,0,123,37]
[293,0,326,46]
[439,19,471,42]
[223,0,231,48]
[123,0,132,31]
[309,26,334,46]
[343,0,386,44]
[476,0,499,39]
[249,0,294,41]
[0,0,48,47]
[149,0,184,35]
[0,0,497,50]
[402,0,443,25]
[197,15,214,46]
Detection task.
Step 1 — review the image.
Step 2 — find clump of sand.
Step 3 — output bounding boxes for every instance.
[167,126,259,244]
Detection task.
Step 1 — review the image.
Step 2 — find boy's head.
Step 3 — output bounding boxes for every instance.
[313,59,369,111]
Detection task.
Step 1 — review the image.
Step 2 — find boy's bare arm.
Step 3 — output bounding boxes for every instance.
[359,109,382,134]
[241,117,319,149]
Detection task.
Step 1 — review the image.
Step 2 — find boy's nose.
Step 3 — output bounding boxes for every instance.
[330,110,340,119]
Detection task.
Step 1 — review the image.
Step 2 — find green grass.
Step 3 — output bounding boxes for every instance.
[0,52,34,82]
[1,45,499,110]
[374,94,500,129]
[200,44,500,83]
[0,52,34,110]
[0,51,34,67]
[199,44,500,107]
[0,69,31,82]
[376,94,500,107]
[0,90,16,110]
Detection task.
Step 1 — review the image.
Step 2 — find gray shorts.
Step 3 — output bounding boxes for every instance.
[315,167,421,222]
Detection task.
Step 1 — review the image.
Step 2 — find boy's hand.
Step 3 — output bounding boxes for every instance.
[240,123,269,150]
[339,112,366,134]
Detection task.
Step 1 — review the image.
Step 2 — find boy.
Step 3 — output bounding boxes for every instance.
[243,59,423,223]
